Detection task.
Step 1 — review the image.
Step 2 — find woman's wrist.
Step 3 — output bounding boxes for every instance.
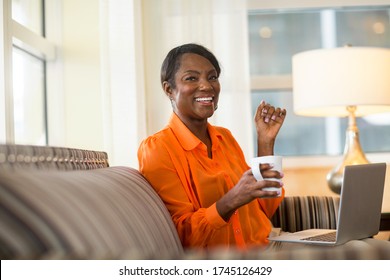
[257,139,274,156]
[216,192,237,222]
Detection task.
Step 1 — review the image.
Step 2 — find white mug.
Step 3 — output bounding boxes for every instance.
[250,155,283,195]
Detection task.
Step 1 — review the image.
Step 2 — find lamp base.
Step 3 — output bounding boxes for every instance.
[326,106,369,194]
[326,167,344,194]
[326,160,371,194]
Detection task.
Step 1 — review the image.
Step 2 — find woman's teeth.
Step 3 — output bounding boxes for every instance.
[195,97,213,102]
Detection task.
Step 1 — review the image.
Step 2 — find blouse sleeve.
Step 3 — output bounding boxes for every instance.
[221,128,285,220]
[257,188,285,218]
[137,135,229,248]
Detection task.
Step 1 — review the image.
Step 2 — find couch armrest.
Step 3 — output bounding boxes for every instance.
[271,196,340,232]
[0,144,109,171]
[0,166,183,259]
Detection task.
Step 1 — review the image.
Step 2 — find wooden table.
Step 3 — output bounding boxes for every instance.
[380,212,390,231]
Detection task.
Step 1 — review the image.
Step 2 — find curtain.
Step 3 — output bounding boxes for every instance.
[142,0,254,159]
[100,0,147,167]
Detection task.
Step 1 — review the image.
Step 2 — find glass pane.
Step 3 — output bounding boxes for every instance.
[12,0,43,35]
[249,6,390,157]
[336,8,390,48]
[13,47,46,145]
[251,90,327,156]
[339,114,390,153]
[248,11,322,75]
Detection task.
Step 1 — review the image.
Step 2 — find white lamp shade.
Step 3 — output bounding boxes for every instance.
[293,47,390,117]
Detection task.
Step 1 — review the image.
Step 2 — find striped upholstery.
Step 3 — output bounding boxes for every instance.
[201,238,390,260]
[0,144,109,171]
[1,144,388,260]
[0,166,183,259]
[271,196,340,232]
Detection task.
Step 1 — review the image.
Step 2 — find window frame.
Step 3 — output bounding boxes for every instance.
[247,0,390,168]
[1,0,58,144]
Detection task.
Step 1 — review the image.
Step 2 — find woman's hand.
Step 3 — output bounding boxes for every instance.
[216,168,283,221]
[254,100,286,156]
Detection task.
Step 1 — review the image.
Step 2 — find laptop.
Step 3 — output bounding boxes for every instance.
[268,163,387,246]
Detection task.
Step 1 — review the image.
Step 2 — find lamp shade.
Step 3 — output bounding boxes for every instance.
[292,47,390,117]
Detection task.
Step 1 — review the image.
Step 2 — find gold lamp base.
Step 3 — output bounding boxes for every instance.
[327,106,369,194]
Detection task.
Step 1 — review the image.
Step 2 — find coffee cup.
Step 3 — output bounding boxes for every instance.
[250,155,283,195]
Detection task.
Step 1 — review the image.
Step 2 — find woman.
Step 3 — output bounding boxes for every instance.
[138,43,287,250]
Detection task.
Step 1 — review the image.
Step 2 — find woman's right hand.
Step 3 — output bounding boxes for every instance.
[216,167,283,221]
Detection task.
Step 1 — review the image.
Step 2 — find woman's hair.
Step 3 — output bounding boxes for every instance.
[160,43,221,88]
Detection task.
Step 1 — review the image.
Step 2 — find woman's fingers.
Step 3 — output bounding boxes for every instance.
[253,180,283,197]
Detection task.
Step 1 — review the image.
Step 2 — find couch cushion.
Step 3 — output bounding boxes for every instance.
[0,166,183,259]
[271,196,340,232]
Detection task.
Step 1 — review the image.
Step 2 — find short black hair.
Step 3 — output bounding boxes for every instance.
[160,43,221,88]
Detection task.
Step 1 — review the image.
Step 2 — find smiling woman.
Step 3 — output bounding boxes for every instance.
[137,43,287,251]
[163,52,220,139]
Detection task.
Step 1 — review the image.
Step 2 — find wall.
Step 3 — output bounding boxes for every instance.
[59,0,146,168]
[61,0,104,151]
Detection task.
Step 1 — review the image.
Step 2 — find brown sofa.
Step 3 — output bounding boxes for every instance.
[1,144,389,260]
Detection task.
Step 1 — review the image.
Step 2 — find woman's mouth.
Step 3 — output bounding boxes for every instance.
[195,97,213,103]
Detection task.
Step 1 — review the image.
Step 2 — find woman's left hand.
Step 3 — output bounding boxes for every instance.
[254,100,287,156]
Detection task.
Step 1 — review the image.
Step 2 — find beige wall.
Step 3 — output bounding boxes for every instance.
[61,0,104,151]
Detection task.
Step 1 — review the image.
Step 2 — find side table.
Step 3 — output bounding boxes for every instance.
[380,212,390,231]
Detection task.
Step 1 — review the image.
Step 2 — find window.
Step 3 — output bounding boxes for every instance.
[12,0,43,35]
[1,0,55,145]
[248,5,390,158]
[12,46,46,144]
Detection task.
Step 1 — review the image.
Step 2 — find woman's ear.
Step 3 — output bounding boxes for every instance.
[163,81,177,110]
[162,81,173,99]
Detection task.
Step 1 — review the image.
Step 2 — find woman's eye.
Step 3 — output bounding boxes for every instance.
[209,75,218,81]
[185,76,197,81]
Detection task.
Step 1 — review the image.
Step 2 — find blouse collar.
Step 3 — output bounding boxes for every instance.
[168,113,222,152]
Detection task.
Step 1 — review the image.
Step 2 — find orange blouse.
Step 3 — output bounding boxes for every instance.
[138,113,284,250]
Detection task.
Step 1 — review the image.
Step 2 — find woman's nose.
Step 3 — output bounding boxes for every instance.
[199,79,212,91]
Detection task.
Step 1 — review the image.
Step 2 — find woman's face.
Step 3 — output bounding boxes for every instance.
[164,53,220,124]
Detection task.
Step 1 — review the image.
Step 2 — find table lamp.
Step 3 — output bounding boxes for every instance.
[292,47,390,194]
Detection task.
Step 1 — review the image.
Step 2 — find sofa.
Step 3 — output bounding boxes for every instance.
[1,144,389,260]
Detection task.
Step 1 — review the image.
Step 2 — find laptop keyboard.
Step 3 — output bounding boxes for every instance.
[301,231,336,242]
